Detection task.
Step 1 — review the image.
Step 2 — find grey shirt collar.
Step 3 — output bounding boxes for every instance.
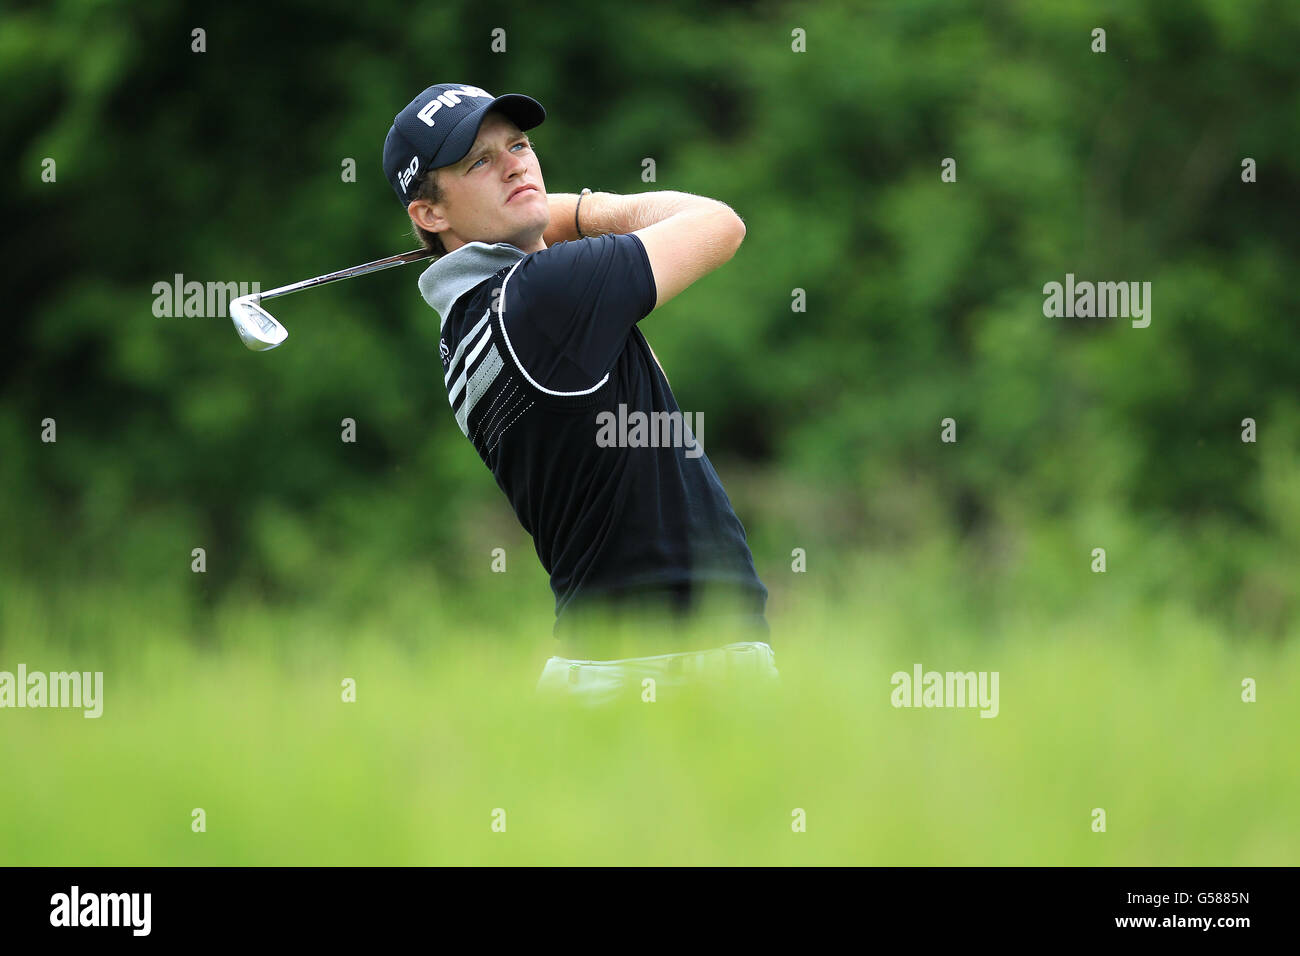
[417,241,529,331]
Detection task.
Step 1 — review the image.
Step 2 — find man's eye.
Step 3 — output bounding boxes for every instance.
[469,143,528,172]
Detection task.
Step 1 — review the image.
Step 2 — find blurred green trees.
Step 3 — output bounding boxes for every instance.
[2,0,1297,636]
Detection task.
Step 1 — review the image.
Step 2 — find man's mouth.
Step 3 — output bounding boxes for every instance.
[507,185,538,203]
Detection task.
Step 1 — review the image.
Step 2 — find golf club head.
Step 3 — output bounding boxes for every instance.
[230,294,288,351]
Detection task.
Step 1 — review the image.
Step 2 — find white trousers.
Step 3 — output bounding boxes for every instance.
[535,641,780,707]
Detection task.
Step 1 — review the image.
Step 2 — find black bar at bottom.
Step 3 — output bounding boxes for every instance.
[0,866,1280,942]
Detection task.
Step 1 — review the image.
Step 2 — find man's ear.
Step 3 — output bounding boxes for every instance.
[408,198,447,235]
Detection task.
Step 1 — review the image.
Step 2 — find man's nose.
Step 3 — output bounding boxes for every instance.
[503,149,527,176]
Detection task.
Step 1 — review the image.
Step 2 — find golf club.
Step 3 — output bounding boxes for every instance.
[230,248,435,350]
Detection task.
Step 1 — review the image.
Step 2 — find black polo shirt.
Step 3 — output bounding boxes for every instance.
[418,234,768,651]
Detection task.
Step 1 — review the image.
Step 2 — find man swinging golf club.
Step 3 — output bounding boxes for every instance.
[383,83,778,706]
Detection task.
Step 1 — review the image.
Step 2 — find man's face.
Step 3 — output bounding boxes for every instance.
[409,110,548,254]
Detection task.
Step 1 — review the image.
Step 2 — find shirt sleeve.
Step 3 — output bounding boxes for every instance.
[499,233,658,393]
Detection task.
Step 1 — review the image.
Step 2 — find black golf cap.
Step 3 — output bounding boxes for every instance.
[383,83,546,207]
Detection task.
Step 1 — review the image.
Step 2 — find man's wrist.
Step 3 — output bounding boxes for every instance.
[543,190,617,243]
[543,192,585,244]
[543,190,719,244]
[575,187,593,238]
[568,190,617,238]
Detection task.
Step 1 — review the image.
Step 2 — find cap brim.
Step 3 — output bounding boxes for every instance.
[429,93,546,170]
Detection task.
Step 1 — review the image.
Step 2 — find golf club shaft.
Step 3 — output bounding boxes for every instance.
[258,248,434,301]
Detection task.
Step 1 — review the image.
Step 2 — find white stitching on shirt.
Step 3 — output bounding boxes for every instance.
[485,395,524,446]
[474,381,519,444]
[488,400,535,454]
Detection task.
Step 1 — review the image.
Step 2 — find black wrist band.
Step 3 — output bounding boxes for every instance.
[575,188,592,239]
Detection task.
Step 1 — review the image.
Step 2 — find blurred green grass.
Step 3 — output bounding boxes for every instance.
[2,563,1295,866]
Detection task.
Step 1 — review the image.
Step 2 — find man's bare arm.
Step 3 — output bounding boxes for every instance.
[544,191,745,311]
[545,190,720,242]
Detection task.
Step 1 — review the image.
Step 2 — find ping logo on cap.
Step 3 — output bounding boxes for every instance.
[416,85,493,127]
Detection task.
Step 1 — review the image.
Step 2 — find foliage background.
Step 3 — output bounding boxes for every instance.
[1,0,1297,864]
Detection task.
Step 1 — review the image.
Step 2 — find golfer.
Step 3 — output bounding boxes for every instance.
[383,83,778,705]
